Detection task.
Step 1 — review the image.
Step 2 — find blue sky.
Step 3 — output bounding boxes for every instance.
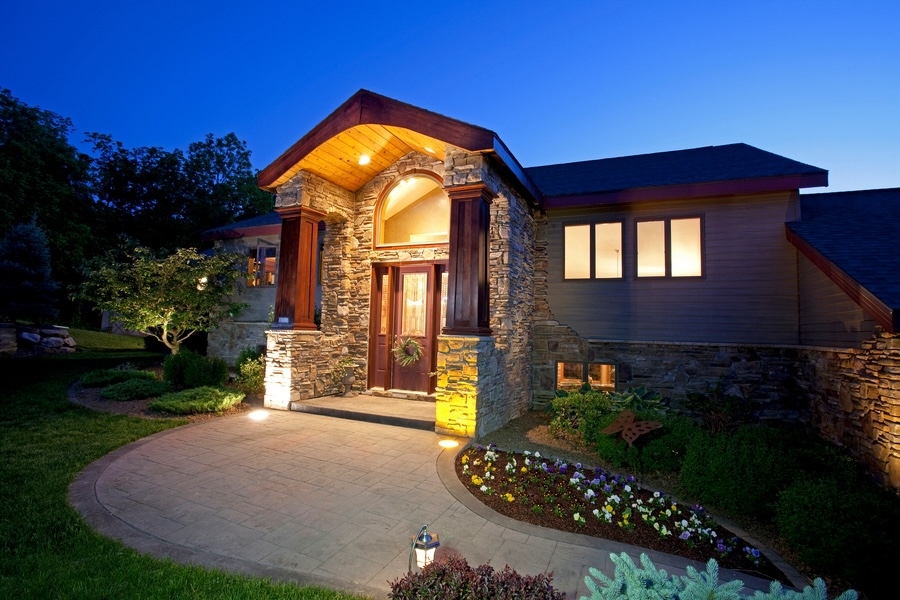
[3,1,898,193]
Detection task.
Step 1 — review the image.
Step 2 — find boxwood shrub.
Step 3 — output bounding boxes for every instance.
[100,378,172,401]
[163,350,228,388]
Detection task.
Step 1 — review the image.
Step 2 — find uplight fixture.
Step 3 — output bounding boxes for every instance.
[438,440,459,449]
[408,524,440,572]
[358,154,371,165]
[249,410,268,421]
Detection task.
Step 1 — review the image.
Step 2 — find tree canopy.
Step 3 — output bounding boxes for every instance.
[77,245,247,353]
[0,219,59,323]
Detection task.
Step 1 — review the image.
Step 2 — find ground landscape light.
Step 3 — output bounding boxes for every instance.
[409,524,440,572]
[438,439,459,448]
[248,410,268,421]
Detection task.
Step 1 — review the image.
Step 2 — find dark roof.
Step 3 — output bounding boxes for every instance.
[526,143,828,200]
[202,211,281,241]
[786,187,900,331]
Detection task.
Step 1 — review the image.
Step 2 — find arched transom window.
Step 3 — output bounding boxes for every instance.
[376,173,450,247]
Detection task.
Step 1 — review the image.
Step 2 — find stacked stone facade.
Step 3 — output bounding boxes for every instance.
[264,146,538,438]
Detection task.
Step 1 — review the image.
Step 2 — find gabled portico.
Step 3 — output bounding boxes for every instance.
[258,90,541,438]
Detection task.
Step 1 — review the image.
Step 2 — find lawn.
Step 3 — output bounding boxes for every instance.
[0,353,368,600]
[68,327,148,351]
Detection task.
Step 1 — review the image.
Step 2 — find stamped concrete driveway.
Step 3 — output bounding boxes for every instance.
[70,409,796,598]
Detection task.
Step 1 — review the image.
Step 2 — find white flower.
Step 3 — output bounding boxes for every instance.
[534,452,541,458]
[480,485,489,492]
[624,485,631,493]
[593,509,601,518]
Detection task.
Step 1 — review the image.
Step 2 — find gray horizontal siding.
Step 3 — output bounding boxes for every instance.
[546,192,801,344]
[798,257,876,347]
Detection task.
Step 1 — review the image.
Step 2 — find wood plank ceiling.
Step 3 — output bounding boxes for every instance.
[273,124,446,193]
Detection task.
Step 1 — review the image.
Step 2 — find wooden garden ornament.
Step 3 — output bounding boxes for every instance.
[601,409,663,446]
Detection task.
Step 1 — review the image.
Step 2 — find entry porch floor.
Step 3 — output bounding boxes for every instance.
[290,394,436,431]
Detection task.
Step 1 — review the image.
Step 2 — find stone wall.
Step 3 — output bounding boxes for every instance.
[13,325,77,355]
[208,320,268,366]
[802,331,900,489]
[435,148,537,436]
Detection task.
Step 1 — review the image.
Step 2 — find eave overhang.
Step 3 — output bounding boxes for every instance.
[258,90,542,207]
[201,223,281,242]
[786,224,897,333]
[543,172,829,209]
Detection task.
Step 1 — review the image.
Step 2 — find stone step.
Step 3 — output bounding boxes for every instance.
[289,394,436,431]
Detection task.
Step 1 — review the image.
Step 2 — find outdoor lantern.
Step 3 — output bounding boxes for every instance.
[408,524,440,571]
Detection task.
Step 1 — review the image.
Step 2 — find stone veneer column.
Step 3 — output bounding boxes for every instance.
[435,335,498,437]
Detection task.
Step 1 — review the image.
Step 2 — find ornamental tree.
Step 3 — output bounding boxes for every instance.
[0,218,59,323]
[77,245,247,354]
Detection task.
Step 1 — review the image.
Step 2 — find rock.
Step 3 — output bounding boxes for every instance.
[18,332,40,344]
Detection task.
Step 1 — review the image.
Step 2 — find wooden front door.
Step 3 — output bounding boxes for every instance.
[369,263,447,393]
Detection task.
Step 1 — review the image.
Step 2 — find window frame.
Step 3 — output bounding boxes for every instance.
[373,170,450,250]
[562,221,625,280]
[247,242,277,287]
[634,216,705,279]
[555,361,617,392]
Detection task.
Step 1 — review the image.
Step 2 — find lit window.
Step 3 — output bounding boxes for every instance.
[564,225,590,279]
[377,174,449,247]
[564,222,623,279]
[556,362,616,391]
[248,246,276,286]
[637,218,702,278]
[594,222,622,278]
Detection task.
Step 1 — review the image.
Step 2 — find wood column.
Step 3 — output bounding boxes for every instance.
[274,206,325,330]
[443,184,495,336]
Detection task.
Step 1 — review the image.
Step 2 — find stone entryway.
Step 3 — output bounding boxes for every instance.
[290,394,436,431]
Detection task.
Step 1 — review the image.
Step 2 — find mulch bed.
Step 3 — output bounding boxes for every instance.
[456,444,790,585]
[68,383,259,422]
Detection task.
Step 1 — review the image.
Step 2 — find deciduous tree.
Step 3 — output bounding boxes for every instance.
[77,245,247,354]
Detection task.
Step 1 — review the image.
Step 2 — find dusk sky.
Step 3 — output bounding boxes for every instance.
[3,1,898,193]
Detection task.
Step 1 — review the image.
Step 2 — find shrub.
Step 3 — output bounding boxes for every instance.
[164,350,228,388]
[582,552,857,600]
[184,355,228,388]
[149,386,244,414]
[237,355,265,394]
[388,553,564,599]
[638,415,701,473]
[607,386,667,417]
[235,346,263,369]
[549,389,612,440]
[100,378,171,401]
[683,381,752,435]
[679,425,798,519]
[776,475,900,593]
[81,368,155,388]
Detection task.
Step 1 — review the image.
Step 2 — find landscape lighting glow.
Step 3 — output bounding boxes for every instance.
[249,410,268,421]
[438,440,459,448]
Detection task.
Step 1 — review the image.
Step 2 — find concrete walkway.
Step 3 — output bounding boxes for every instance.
[70,408,802,598]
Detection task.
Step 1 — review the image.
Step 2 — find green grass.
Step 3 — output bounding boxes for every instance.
[0,356,368,600]
[68,327,148,351]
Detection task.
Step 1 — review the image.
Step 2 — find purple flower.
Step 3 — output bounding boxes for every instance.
[603,485,611,493]
[559,464,568,473]
[679,532,691,540]
[576,463,582,470]
[600,475,607,482]
[627,475,635,483]
[591,478,602,486]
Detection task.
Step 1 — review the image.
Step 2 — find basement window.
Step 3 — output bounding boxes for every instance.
[556,361,617,392]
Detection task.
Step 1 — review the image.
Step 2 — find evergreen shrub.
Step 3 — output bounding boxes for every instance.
[100,378,171,401]
[776,475,900,593]
[235,346,263,369]
[679,425,798,519]
[582,552,857,600]
[164,350,228,388]
[388,553,564,599]
[549,389,612,440]
[237,356,265,394]
[81,368,155,388]
[149,386,244,414]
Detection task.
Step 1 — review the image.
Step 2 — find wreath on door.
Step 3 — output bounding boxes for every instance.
[391,337,424,367]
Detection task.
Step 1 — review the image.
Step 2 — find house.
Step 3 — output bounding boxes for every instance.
[222,90,899,487]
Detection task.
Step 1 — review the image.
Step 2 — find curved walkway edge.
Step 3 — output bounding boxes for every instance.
[70,409,805,599]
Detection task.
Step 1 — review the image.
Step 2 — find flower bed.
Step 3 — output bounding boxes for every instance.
[456,444,788,584]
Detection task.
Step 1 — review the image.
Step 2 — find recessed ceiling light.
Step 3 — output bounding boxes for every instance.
[423,146,434,153]
[358,155,371,165]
